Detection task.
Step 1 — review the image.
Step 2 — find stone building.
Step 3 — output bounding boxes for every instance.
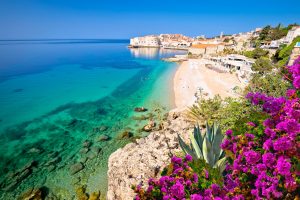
[188,44,224,56]
[284,26,300,44]
[130,36,160,47]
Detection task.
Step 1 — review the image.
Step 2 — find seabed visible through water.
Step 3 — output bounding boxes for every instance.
[0,41,186,199]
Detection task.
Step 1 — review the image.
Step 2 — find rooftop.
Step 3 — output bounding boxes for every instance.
[191,44,220,49]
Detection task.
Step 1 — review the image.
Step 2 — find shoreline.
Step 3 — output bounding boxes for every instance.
[173,59,242,109]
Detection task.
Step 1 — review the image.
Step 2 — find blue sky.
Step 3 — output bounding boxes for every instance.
[0,0,300,39]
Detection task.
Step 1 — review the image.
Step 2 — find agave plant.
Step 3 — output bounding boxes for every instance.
[178,122,226,173]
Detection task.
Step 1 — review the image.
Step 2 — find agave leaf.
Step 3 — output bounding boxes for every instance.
[212,122,219,142]
[213,157,227,173]
[203,137,214,166]
[177,134,197,159]
[193,124,203,156]
[190,132,202,159]
[212,123,223,162]
[206,122,212,142]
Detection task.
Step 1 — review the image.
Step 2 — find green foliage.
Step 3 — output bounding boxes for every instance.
[223,38,230,43]
[259,24,294,41]
[273,36,300,66]
[243,48,269,59]
[259,25,271,41]
[244,72,292,97]
[221,48,239,55]
[188,159,224,188]
[186,95,252,131]
[230,110,269,136]
[251,57,273,73]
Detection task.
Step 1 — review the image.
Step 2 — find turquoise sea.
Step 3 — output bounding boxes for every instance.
[0,39,186,199]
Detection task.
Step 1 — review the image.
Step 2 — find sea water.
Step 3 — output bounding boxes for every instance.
[0,39,186,199]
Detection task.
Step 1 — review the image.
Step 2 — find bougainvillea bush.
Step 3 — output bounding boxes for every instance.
[133,57,300,200]
[132,155,226,200]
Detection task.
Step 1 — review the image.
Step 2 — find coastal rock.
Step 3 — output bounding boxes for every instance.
[116,131,133,139]
[44,157,61,166]
[19,188,43,200]
[107,113,191,200]
[134,107,147,112]
[91,146,101,155]
[47,151,58,158]
[97,134,109,141]
[79,157,88,164]
[89,191,101,200]
[70,162,84,175]
[142,120,156,132]
[80,148,89,154]
[87,152,97,160]
[28,147,43,154]
[82,140,92,148]
[47,165,56,172]
[99,125,108,131]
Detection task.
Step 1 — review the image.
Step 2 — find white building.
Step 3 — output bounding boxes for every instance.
[130,36,160,47]
[208,54,254,84]
[284,26,300,44]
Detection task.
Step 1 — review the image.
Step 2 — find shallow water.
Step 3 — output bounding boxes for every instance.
[0,40,186,199]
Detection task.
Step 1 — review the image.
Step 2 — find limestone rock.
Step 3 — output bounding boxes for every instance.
[80,148,89,154]
[27,147,42,154]
[70,162,84,175]
[18,188,43,200]
[107,113,191,200]
[116,131,133,139]
[97,134,109,141]
[91,146,101,155]
[99,126,108,131]
[47,165,56,172]
[82,140,92,148]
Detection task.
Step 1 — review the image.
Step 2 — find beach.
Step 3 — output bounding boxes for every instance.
[174,59,242,109]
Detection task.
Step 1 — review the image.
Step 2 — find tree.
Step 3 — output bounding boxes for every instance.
[273,36,300,66]
[244,73,291,97]
[243,48,269,59]
[251,57,273,74]
[259,25,271,41]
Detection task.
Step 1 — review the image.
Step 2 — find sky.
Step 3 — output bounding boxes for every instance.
[0,0,300,39]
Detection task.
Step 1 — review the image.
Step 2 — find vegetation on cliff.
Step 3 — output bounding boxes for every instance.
[133,51,300,199]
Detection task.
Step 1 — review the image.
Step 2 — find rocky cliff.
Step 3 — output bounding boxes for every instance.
[107,112,192,200]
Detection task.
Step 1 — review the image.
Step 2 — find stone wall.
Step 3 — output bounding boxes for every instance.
[107,112,192,200]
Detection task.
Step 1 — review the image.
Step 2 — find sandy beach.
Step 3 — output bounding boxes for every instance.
[174,59,242,109]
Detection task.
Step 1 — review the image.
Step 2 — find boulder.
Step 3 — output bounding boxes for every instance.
[117,131,133,139]
[82,140,92,148]
[142,120,156,132]
[97,134,109,141]
[79,148,89,154]
[27,147,42,154]
[47,165,56,172]
[99,126,108,131]
[79,157,88,164]
[70,162,84,175]
[87,152,96,160]
[91,146,101,155]
[18,188,43,200]
[89,191,101,200]
[134,107,147,112]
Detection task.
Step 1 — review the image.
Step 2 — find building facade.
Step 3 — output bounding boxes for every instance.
[188,44,225,56]
[284,26,300,44]
[130,36,160,47]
